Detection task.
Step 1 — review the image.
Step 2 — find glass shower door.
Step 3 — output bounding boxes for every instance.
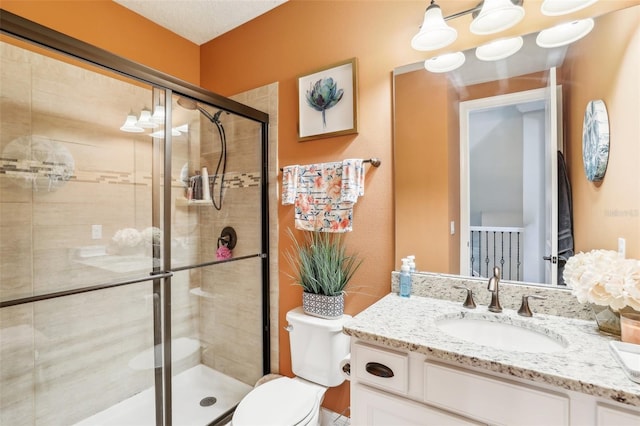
[0,39,164,425]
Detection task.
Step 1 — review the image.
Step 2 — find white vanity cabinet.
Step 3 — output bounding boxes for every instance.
[350,340,639,426]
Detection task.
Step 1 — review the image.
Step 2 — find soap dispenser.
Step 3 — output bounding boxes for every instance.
[399,258,412,298]
[407,255,416,273]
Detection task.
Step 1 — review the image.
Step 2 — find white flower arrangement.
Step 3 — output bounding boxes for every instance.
[112,228,142,248]
[563,249,640,311]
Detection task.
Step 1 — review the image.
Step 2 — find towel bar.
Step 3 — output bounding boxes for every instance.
[280,157,380,172]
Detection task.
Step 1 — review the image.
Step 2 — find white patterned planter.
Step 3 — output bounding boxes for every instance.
[302,292,345,319]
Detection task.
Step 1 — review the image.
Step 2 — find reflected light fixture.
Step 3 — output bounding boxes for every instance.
[136,108,158,129]
[411,0,458,51]
[120,112,144,133]
[541,0,598,16]
[470,0,525,35]
[536,18,595,48]
[151,104,165,124]
[424,51,466,73]
[475,36,523,61]
[150,128,181,138]
[175,123,189,133]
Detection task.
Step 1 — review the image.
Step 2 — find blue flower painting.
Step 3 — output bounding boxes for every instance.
[305,77,344,128]
[298,58,357,141]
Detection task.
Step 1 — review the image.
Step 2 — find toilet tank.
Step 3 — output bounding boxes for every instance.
[286,307,352,387]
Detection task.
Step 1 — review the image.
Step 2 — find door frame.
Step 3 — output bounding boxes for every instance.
[459,84,562,285]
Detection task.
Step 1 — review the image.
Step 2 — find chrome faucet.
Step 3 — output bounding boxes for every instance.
[487,266,502,313]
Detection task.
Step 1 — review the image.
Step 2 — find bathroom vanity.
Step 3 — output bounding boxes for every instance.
[344,279,640,425]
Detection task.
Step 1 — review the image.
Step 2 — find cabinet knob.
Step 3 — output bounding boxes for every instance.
[365,362,394,378]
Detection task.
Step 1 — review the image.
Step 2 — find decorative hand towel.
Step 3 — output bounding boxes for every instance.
[341,158,365,203]
[294,162,357,233]
[281,165,299,205]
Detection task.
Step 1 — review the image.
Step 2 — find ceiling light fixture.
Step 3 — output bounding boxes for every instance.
[475,36,524,61]
[536,18,595,48]
[424,51,466,73]
[470,0,525,35]
[411,0,458,51]
[540,0,598,16]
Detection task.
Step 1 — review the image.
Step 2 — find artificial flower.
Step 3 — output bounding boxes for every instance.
[564,249,640,311]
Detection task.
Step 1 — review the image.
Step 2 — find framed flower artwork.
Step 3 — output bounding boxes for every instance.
[297,58,358,141]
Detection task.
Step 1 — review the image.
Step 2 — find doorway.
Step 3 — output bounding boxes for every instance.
[460,86,560,285]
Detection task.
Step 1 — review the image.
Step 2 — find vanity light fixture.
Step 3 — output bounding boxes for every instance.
[536,18,595,48]
[475,36,524,61]
[411,0,525,52]
[540,0,598,16]
[424,51,466,73]
[411,0,458,51]
[470,0,525,35]
[120,112,144,133]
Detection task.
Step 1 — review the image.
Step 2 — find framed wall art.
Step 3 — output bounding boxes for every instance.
[297,58,358,141]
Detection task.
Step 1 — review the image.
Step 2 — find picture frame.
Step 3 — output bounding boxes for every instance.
[297,58,358,141]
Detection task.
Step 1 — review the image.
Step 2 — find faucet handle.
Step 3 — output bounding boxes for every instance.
[518,295,546,317]
[453,285,476,309]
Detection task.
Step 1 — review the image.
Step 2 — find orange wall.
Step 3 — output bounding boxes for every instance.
[395,69,454,273]
[563,6,640,258]
[1,0,200,85]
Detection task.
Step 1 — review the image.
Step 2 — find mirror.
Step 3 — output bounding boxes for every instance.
[394,5,640,286]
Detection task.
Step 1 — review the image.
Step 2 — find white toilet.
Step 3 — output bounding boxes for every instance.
[231,307,352,426]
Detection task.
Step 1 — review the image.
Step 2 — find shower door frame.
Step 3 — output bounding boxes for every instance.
[0,9,271,426]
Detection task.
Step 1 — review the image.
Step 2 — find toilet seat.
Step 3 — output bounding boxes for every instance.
[232,377,322,426]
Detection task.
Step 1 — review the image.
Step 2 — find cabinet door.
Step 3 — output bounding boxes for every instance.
[424,362,569,426]
[596,404,640,426]
[352,384,485,426]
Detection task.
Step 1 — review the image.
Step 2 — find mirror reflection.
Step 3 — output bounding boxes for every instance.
[394,5,640,286]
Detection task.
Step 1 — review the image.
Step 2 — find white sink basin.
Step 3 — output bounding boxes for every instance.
[435,314,568,353]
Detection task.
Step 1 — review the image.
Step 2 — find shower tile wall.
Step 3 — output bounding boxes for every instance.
[231,83,279,375]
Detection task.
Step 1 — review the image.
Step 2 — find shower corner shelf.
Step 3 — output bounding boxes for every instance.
[176,198,213,207]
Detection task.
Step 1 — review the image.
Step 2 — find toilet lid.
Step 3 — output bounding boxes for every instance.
[232,377,320,426]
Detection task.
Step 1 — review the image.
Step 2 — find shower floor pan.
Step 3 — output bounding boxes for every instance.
[74,364,252,426]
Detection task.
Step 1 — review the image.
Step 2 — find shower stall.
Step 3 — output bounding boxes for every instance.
[0,11,270,426]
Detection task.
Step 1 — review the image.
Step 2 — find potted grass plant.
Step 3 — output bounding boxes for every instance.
[286,229,362,319]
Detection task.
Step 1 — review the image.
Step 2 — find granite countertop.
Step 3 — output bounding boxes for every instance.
[343,293,640,407]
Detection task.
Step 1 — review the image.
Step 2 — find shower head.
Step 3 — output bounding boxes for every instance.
[177,97,198,111]
[177,96,221,124]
